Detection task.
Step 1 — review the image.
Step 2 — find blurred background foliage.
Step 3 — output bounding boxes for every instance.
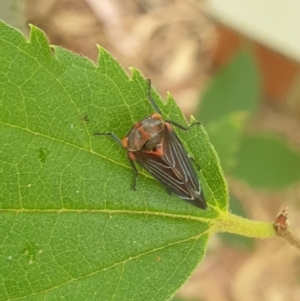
[1,0,300,300]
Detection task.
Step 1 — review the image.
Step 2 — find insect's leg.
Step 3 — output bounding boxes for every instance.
[166,120,202,169]
[166,119,201,131]
[95,132,139,190]
[126,153,138,190]
[165,188,172,195]
[94,132,123,147]
[188,155,201,171]
[147,79,201,130]
[147,79,162,115]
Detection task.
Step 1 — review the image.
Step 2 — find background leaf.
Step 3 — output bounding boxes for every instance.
[196,50,300,191]
[232,134,300,189]
[198,51,260,124]
[0,21,228,300]
[197,51,260,173]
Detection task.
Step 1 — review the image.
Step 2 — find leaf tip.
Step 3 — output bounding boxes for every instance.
[130,68,145,82]
[27,23,51,50]
[189,115,197,123]
[96,44,103,52]
[96,45,112,66]
[28,23,45,37]
[166,91,177,107]
[97,45,113,58]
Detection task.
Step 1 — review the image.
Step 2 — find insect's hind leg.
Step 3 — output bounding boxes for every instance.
[126,153,139,191]
[188,155,201,171]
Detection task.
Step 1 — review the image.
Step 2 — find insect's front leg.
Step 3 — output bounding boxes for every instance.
[127,152,139,191]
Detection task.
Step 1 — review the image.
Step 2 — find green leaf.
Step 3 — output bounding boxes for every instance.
[197,51,260,173]
[0,21,229,300]
[220,195,255,250]
[232,134,300,189]
[198,51,260,124]
[205,111,248,172]
[0,21,277,301]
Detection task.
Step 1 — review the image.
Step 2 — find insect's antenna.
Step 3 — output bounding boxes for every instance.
[147,79,162,115]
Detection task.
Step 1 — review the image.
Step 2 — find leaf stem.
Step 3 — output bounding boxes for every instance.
[211,212,276,239]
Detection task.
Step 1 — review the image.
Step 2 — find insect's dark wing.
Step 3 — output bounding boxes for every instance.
[135,126,207,209]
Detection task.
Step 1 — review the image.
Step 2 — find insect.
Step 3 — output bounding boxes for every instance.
[95,81,207,209]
